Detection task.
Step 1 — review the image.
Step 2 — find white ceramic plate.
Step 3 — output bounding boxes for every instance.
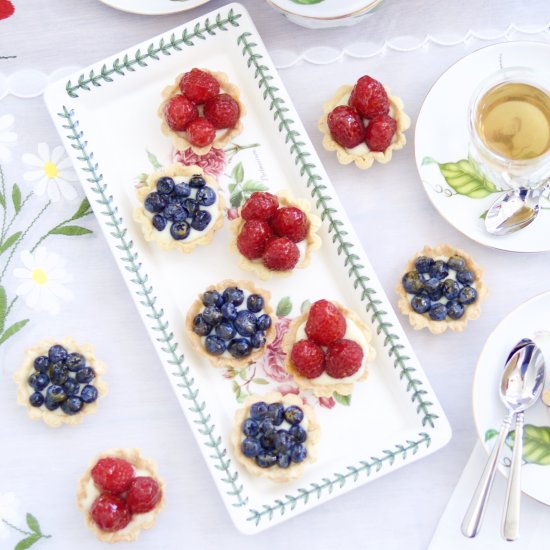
[97,0,210,16]
[45,2,450,533]
[473,292,550,505]
[415,41,550,253]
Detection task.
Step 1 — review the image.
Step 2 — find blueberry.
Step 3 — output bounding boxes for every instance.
[204,335,226,356]
[189,174,206,188]
[29,392,44,408]
[267,403,284,425]
[430,260,449,280]
[144,192,167,213]
[260,433,277,451]
[216,321,236,340]
[48,344,68,363]
[277,453,291,468]
[402,271,425,294]
[221,302,237,320]
[250,401,268,420]
[81,384,98,403]
[75,367,95,384]
[424,278,440,293]
[202,290,222,307]
[242,418,260,437]
[63,379,80,397]
[274,430,293,453]
[156,176,175,194]
[255,452,277,468]
[251,331,266,349]
[191,210,212,231]
[163,203,188,222]
[167,194,182,205]
[45,385,67,410]
[259,418,275,435]
[227,338,252,358]
[289,424,307,443]
[192,314,212,336]
[290,444,307,463]
[170,221,191,240]
[241,437,261,458]
[446,300,465,320]
[458,286,477,305]
[202,306,223,326]
[28,372,49,391]
[247,294,264,313]
[415,256,434,274]
[222,287,244,306]
[48,362,69,385]
[195,186,216,206]
[174,182,191,198]
[33,356,49,373]
[457,270,475,285]
[256,314,272,332]
[441,279,460,300]
[411,294,431,314]
[61,396,84,415]
[235,310,257,337]
[65,353,85,372]
[183,198,199,215]
[428,287,443,302]
[284,405,304,425]
[429,303,447,321]
[448,255,466,272]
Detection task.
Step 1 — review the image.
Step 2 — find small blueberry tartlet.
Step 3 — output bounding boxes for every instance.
[231,392,320,482]
[134,164,224,253]
[186,280,275,368]
[13,337,107,427]
[396,244,488,334]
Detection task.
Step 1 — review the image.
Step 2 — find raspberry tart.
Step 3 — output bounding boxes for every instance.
[231,392,320,483]
[186,279,276,368]
[13,337,107,427]
[318,74,410,169]
[283,299,375,397]
[134,164,224,253]
[396,244,488,334]
[159,68,245,155]
[229,190,321,280]
[77,448,165,543]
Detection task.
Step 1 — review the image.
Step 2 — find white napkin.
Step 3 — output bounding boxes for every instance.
[429,443,550,549]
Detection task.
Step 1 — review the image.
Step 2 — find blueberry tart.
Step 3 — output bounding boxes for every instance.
[229,190,322,280]
[186,279,276,368]
[396,244,488,334]
[318,75,410,170]
[77,448,165,543]
[134,164,224,253]
[231,392,320,482]
[283,299,375,397]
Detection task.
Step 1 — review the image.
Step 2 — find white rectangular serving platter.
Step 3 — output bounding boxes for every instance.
[44,3,451,534]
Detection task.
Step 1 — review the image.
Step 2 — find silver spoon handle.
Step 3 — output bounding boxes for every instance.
[461,414,514,538]
[502,412,524,541]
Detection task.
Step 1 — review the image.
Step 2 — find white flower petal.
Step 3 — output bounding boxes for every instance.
[15,280,35,296]
[25,286,43,311]
[13,267,31,279]
[48,281,73,301]
[33,177,49,196]
[59,182,77,201]
[24,169,45,182]
[47,181,61,202]
[37,142,50,163]
[19,250,35,270]
[40,289,60,314]
[51,145,65,165]
[56,157,72,170]
[22,153,44,168]
[57,169,78,182]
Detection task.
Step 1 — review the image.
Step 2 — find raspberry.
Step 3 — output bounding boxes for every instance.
[241,192,279,221]
[291,340,325,379]
[164,95,198,132]
[325,339,364,378]
[186,118,216,148]
[90,493,132,533]
[349,75,390,119]
[270,207,308,242]
[126,477,162,514]
[204,93,240,129]
[179,68,220,104]
[237,220,273,259]
[305,300,346,346]
[327,106,365,149]
[365,114,397,152]
[262,237,300,271]
[91,457,135,494]
[0,1,15,20]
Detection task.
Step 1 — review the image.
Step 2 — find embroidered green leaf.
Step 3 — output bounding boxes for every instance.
[0,191,5,208]
[276,296,292,317]
[15,536,40,550]
[49,225,93,236]
[0,285,6,334]
[231,162,244,184]
[484,428,498,442]
[242,180,268,194]
[230,191,243,208]
[12,183,22,213]
[71,197,92,220]
[0,319,29,345]
[333,392,352,406]
[507,425,550,465]
[253,378,269,385]
[0,231,21,255]
[435,158,498,199]
[26,513,41,535]
[146,150,162,170]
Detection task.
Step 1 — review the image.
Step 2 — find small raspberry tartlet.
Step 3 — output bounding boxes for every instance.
[283,299,375,397]
[134,164,224,253]
[77,448,165,543]
[229,190,322,280]
[231,392,320,483]
[396,244,488,334]
[159,68,245,155]
[13,336,107,428]
[318,75,410,169]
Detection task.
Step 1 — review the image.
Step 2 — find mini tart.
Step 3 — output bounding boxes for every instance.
[283,302,375,397]
[158,69,245,155]
[231,392,320,483]
[229,190,322,280]
[13,337,107,428]
[186,279,276,368]
[318,84,410,170]
[77,448,166,543]
[396,244,488,335]
[134,163,224,253]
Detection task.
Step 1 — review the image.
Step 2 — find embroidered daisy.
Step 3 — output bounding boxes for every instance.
[22,143,78,201]
[0,492,20,539]
[14,247,73,314]
[0,114,17,164]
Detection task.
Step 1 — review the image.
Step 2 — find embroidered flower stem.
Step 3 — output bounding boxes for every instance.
[1,192,32,243]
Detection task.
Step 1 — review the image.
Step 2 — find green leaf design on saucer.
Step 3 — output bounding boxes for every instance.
[506,425,550,465]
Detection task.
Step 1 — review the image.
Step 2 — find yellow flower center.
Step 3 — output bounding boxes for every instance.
[44,161,59,179]
[31,268,48,285]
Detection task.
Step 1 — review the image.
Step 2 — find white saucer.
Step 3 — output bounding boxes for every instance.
[96,0,211,16]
